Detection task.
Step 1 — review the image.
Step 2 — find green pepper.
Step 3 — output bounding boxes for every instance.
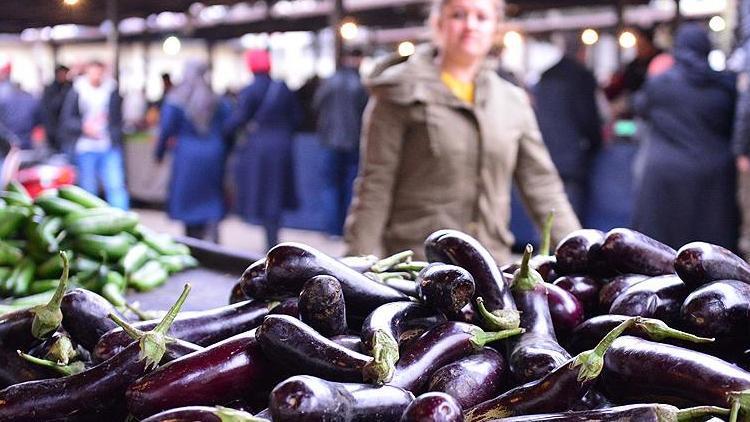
[72,255,100,273]
[101,271,127,308]
[128,260,168,291]
[158,254,199,274]
[64,209,139,236]
[36,252,72,279]
[34,195,86,216]
[141,231,190,256]
[0,206,32,239]
[28,279,62,295]
[120,242,153,275]
[0,241,23,266]
[74,232,137,260]
[0,191,32,207]
[6,258,36,297]
[57,185,109,208]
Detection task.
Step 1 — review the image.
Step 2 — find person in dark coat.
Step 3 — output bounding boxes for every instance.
[155,60,229,243]
[223,49,302,251]
[533,35,602,222]
[41,65,72,153]
[633,23,738,251]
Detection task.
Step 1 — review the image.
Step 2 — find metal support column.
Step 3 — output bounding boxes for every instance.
[106,0,120,83]
[330,0,344,69]
[615,0,625,67]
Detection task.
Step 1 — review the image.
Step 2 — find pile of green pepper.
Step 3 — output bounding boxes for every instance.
[0,182,197,310]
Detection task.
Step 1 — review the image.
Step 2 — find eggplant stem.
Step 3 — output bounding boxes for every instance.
[45,335,77,365]
[370,250,414,273]
[470,327,525,349]
[676,406,730,422]
[475,296,521,331]
[539,210,555,257]
[511,245,545,292]
[572,316,637,382]
[392,261,429,273]
[109,312,147,340]
[519,245,532,279]
[729,399,741,422]
[362,330,399,384]
[215,406,270,421]
[636,317,714,344]
[728,390,750,422]
[31,250,70,339]
[125,302,156,322]
[16,350,86,376]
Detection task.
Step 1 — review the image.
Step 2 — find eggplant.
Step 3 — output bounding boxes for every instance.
[388,321,522,394]
[230,280,251,304]
[676,242,750,289]
[553,229,607,275]
[332,334,364,353]
[424,230,519,331]
[298,275,347,337]
[126,329,277,418]
[502,246,570,383]
[426,347,507,409]
[270,297,299,318]
[552,275,600,317]
[544,283,584,339]
[264,243,409,320]
[0,346,60,388]
[609,274,688,323]
[600,228,676,276]
[360,302,445,384]
[465,317,638,422]
[93,299,275,362]
[401,392,463,422]
[598,274,649,313]
[602,336,750,412]
[61,287,131,351]
[0,284,190,421]
[140,406,267,422]
[238,258,271,298]
[269,375,414,421]
[569,388,616,411]
[416,263,475,317]
[256,314,374,382]
[680,280,750,351]
[488,404,728,422]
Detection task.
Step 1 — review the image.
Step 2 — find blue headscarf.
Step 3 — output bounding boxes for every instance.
[672,23,734,92]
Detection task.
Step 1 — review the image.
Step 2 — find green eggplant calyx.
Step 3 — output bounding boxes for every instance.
[675,406,729,422]
[572,317,637,382]
[636,317,714,344]
[215,406,270,422]
[475,296,521,331]
[17,350,86,376]
[539,210,555,257]
[31,251,70,339]
[512,245,544,292]
[362,330,399,384]
[370,250,414,273]
[470,327,525,349]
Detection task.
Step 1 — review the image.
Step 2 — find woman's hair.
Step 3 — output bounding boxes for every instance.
[428,0,505,28]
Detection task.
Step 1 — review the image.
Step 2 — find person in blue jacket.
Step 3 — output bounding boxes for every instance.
[223,49,302,251]
[156,60,230,243]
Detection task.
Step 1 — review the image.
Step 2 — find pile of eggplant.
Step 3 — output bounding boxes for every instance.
[1,218,750,422]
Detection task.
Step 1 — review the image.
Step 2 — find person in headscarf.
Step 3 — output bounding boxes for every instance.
[155,59,230,242]
[632,22,738,250]
[223,49,302,251]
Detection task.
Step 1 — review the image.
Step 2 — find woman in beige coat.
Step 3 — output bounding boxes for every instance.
[345,0,580,264]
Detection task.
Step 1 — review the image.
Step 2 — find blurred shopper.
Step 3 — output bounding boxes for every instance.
[60,60,129,210]
[41,65,72,153]
[344,0,580,263]
[155,60,229,243]
[0,63,41,150]
[605,27,660,120]
[314,48,369,236]
[633,23,738,251]
[223,49,302,251]
[533,33,602,222]
[734,0,750,260]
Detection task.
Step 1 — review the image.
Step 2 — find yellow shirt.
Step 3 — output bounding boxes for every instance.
[441,71,475,104]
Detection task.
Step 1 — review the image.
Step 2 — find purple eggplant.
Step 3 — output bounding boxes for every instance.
[126,329,277,418]
[600,228,676,276]
[609,274,688,323]
[298,275,347,337]
[681,280,750,350]
[675,242,750,289]
[488,404,728,422]
[0,347,60,388]
[140,406,266,422]
[544,283,584,339]
[554,229,607,275]
[552,275,600,317]
[0,284,190,421]
[269,375,414,421]
[401,392,463,422]
[388,321,523,395]
[426,347,507,409]
[569,388,615,411]
[416,263,475,318]
[332,334,364,353]
[269,297,299,318]
[93,299,275,362]
[424,230,519,331]
[598,274,649,313]
[230,280,251,304]
[238,258,271,297]
[61,287,131,351]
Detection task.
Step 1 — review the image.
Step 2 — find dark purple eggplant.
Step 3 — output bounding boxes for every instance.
[569,388,616,411]
[676,242,750,289]
[238,258,271,298]
[332,334,364,353]
[681,280,750,350]
[609,274,688,323]
[256,314,374,382]
[401,392,463,422]
[388,321,523,394]
[298,275,347,337]
[264,243,409,320]
[554,229,606,275]
[464,317,638,422]
[61,287,131,351]
[424,230,519,331]
[230,280,251,304]
[269,375,414,422]
[552,275,600,317]
[416,263,475,317]
[0,347,60,388]
[598,274,649,313]
[269,297,299,318]
[427,347,507,409]
[488,404,728,421]
[93,299,275,362]
[600,228,676,276]
[360,302,445,384]
[544,283,584,339]
[140,406,266,422]
[0,284,190,421]
[27,330,79,364]
[601,336,750,411]
[126,329,277,418]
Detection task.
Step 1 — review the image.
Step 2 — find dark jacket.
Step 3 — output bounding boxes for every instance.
[314,66,369,152]
[41,80,72,152]
[58,82,123,156]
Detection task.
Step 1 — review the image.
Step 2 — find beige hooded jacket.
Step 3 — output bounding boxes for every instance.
[344,45,581,264]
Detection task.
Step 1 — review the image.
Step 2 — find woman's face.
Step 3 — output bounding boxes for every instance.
[437,0,498,62]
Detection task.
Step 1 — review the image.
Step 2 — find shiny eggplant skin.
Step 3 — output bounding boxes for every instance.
[427,347,507,409]
[331,335,364,353]
[598,274,650,313]
[601,336,750,408]
[554,229,606,275]
[680,280,750,347]
[600,228,676,276]
[488,404,689,422]
[416,264,475,317]
[400,392,464,422]
[257,314,372,382]
[61,288,130,351]
[544,283,584,339]
[424,230,517,327]
[269,375,414,422]
[269,297,299,318]
[552,275,600,317]
[360,302,444,355]
[229,281,251,304]
[675,242,750,289]
[0,347,60,388]
[265,243,409,319]
[126,330,276,418]
[0,309,35,351]
[529,255,558,284]
[238,258,272,298]
[93,299,273,362]
[609,275,688,323]
[298,275,347,337]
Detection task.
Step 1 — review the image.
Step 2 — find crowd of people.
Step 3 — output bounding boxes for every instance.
[0,0,746,262]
